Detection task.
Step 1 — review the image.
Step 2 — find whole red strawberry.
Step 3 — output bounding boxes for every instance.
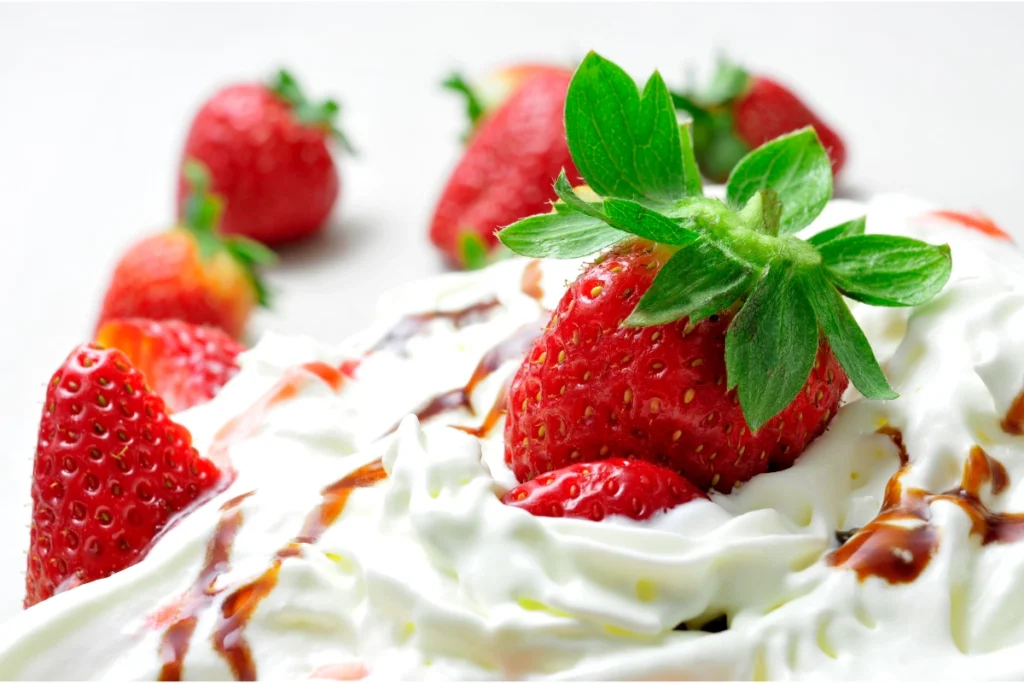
[430,65,582,269]
[26,344,223,607]
[504,241,849,492]
[95,318,244,412]
[674,58,846,183]
[97,162,273,339]
[503,458,706,521]
[178,70,351,245]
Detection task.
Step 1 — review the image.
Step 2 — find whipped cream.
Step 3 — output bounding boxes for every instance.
[2,195,1024,680]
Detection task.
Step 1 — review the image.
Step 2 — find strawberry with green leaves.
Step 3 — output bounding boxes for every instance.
[431,64,581,269]
[178,70,352,246]
[499,52,951,496]
[96,162,274,340]
[673,57,846,183]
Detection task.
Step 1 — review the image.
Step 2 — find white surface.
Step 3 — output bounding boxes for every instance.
[0,2,1022,622]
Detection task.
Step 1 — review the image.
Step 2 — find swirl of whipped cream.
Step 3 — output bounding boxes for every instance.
[1,195,1024,680]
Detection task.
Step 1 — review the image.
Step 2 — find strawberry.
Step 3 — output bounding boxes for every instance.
[499,53,952,498]
[504,241,848,491]
[95,318,244,412]
[178,70,352,246]
[430,66,582,269]
[673,58,846,183]
[97,161,273,339]
[502,458,706,521]
[26,344,222,607]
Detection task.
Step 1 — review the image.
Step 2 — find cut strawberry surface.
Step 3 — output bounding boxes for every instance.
[26,344,223,607]
[503,458,707,521]
[95,318,244,412]
[499,52,952,493]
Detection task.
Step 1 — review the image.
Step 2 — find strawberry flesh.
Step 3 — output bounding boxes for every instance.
[505,241,849,493]
[26,344,223,607]
[96,318,244,412]
[502,458,706,521]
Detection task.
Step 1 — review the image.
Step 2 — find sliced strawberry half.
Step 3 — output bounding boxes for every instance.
[96,318,244,412]
[25,344,223,607]
[502,458,707,521]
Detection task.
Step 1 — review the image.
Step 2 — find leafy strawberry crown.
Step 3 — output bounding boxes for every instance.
[180,160,276,307]
[498,51,953,432]
[270,69,355,154]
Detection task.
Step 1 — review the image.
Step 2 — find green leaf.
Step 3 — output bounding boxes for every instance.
[553,171,611,222]
[226,236,276,266]
[737,189,782,237]
[271,68,354,154]
[800,267,896,399]
[695,109,750,184]
[625,237,754,327]
[818,235,952,307]
[497,211,628,259]
[564,52,695,201]
[603,198,700,246]
[679,122,704,196]
[807,216,866,247]
[702,57,751,105]
[458,231,490,270]
[725,127,833,236]
[725,260,819,431]
[442,72,485,141]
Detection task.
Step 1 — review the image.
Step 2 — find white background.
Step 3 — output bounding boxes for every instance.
[0,2,1022,621]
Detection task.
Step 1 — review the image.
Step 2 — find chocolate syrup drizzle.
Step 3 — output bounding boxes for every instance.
[1002,389,1024,436]
[211,459,387,680]
[158,492,255,681]
[829,428,1019,584]
[367,298,503,357]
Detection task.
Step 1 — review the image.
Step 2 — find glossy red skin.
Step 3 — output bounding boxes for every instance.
[504,242,849,493]
[96,231,256,340]
[430,70,581,266]
[503,458,707,521]
[178,84,339,245]
[96,319,244,412]
[26,345,222,607]
[734,76,847,176]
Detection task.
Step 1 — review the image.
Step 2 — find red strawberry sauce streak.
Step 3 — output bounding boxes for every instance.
[828,427,1022,584]
[155,265,548,678]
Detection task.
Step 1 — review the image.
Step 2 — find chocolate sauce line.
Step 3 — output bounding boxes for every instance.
[211,459,387,681]
[829,431,1019,584]
[157,491,255,682]
[1002,389,1024,436]
[384,322,543,438]
[366,298,503,357]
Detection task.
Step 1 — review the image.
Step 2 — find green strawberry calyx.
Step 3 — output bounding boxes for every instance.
[498,51,952,433]
[180,159,276,307]
[442,72,487,142]
[672,56,755,182]
[271,69,355,154]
